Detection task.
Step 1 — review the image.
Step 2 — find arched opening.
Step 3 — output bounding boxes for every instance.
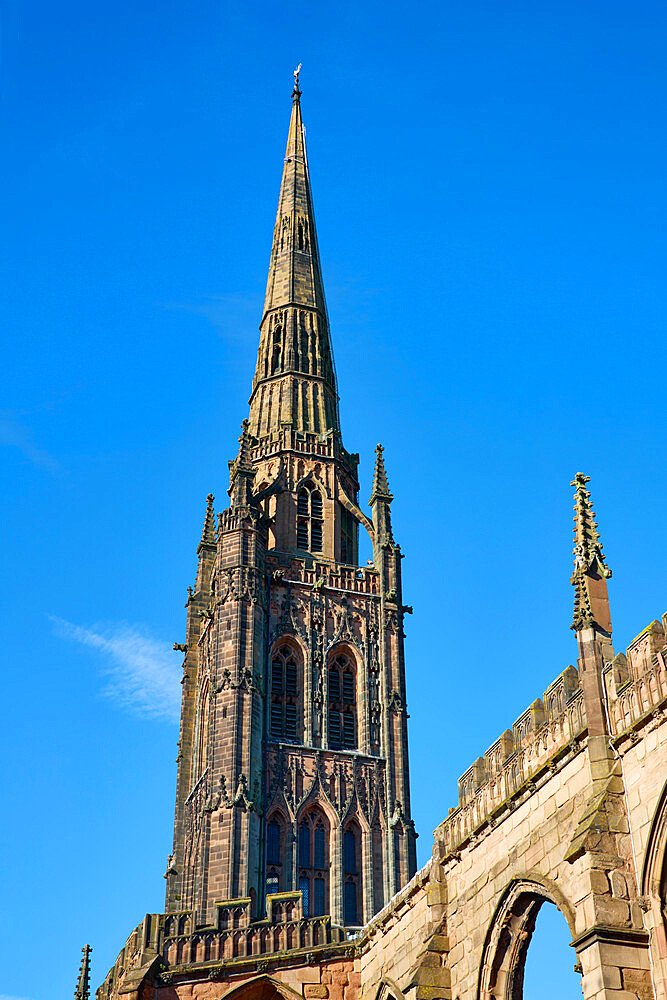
[327,648,357,750]
[296,481,323,553]
[343,821,363,925]
[221,975,303,1000]
[192,679,209,783]
[522,902,580,999]
[478,880,579,1000]
[340,504,358,565]
[297,807,329,917]
[641,778,667,995]
[265,812,285,895]
[269,641,303,742]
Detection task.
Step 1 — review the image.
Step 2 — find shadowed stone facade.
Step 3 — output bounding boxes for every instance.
[96,81,667,1000]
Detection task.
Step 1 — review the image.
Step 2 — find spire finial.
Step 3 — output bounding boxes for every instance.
[570,473,612,633]
[293,63,302,99]
[370,443,393,502]
[199,492,216,547]
[74,945,92,1000]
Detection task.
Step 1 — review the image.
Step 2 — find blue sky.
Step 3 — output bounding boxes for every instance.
[2,1,667,998]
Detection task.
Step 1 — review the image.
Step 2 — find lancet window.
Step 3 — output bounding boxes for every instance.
[340,506,357,565]
[270,642,302,741]
[265,814,284,895]
[297,808,329,917]
[328,649,357,750]
[192,679,210,784]
[296,482,323,553]
[343,824,362,925]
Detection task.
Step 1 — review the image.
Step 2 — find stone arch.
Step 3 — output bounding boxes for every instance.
[641,777,667,900]
[641,777,667,978]
[220,975,303,1000]
[269,636,305,742]
[371,979,405,1000]
[477,877,576,1000]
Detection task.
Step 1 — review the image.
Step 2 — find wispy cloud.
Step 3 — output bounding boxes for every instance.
[51,618,180,722]
[0,411,59,471]
[163,293,259,342]
[0,994,32,1000]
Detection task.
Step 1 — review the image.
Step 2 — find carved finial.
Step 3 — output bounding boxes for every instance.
[370,443,393,502]
[199,492,216,547]
[293,63,302,98]
[236,419,253,470]
[74,945,92,1000]
[570,473,612,633]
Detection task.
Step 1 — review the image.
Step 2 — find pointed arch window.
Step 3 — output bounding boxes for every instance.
[297,809,329,917]
[192,680,210,784]
[296,481,323,553]
[270,643,302,741]
[328,650,357,750]
[343,823,362,925]
[265,813,284,895]
[271,323,282,375]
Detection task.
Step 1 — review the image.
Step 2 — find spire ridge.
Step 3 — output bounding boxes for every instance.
[248,79,339,440]
[74,945,92,1000]
[570,473,612,633]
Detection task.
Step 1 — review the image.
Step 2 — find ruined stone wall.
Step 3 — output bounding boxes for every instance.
[100,612,667,1000]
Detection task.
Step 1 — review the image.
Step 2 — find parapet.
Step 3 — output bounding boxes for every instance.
[97,893,347,1000]
[604,612,667,740]
[437,663,585,855]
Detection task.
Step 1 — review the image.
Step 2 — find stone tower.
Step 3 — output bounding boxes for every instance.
[166,73,417,931]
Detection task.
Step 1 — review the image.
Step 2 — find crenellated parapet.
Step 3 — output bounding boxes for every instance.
[438,663,586,854]
[605,612,667,740]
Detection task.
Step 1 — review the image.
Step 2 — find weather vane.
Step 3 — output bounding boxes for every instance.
[293,63,302,90]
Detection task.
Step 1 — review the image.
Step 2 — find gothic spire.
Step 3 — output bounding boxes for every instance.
[248,70,340,440]
[570,473,612,634]
[74,945,92,1000]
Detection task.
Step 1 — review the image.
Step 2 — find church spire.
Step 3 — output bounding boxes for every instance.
[248,70,340,440]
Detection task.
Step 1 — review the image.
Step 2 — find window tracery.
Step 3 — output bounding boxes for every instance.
[296,482,323,553]
[270,642,302,741]
[297,809,329,917]
[328,650,357,750]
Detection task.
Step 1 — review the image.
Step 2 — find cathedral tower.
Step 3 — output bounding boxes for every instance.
[166,72,417,930]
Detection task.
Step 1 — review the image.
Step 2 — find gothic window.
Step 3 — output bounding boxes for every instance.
[328,650,357,750]
[193,680,209,783]
[270,643,302,741]
[265,814,284,894]
[340,506,357,565]
[298,221,304,250]
[296,482,323,553]
[271,324,282,375]
[371,822,384,912]
[297,809,329,917]
[343,823,362,925]
[393,831,402,888]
